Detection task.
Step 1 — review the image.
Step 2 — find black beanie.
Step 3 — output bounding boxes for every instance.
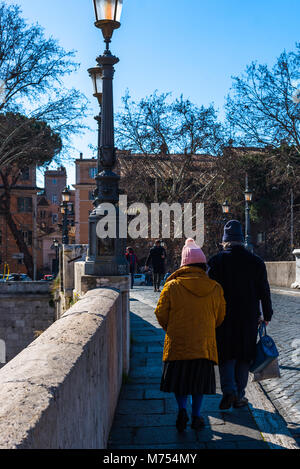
[222,220,244,243]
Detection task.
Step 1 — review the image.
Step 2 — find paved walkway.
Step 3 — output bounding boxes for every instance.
[108,287,298,450]
[261,288,300,446]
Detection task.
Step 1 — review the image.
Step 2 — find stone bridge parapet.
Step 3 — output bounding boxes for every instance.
[0,287,127,449]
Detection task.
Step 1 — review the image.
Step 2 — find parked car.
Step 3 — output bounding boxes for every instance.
[43,274,55,281]
[133,274,147,286]
[6,273,32,282]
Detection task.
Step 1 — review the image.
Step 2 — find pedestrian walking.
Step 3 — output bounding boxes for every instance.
[208,220,273,410]
[154,238,226,432]
[145,240,166,292]
[126,247,137,289]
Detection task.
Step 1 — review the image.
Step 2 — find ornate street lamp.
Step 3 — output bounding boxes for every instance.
[51,238,60,275]
[62,187,71,204]
[85,0,128,276]
[88,65,103,174]
[93,0,123,51]
[222,200,230,216]
[244,175,253,252]
[61,187,71,245]
[88,66,103,105]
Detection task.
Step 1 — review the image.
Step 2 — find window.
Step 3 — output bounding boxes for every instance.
[0,230,2,245]
[257,233,266,244]
[20,167,30,181]
[52,195,58,204]
[17,197,33,213]
[39,210,46,219]
[52,179,57,185]
[89,167,97,179]
[89,190,95,201]
[22,230,32,246]
[52,214,58,224]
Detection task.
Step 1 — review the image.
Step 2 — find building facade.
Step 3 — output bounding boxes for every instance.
[0,166,39,277]
[44,166,67,205]
[74,154,97,244]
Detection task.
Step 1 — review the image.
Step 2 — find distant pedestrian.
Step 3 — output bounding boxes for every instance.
[208,220,273,410]
[126,247,137,289]
[163,270,171,284]
[145,240,166,292]
[155,238,226,432]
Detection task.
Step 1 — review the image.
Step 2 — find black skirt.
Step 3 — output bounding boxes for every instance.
[160,358,216,395]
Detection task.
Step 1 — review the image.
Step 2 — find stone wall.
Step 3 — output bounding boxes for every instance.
[265,261,296,288]
[0,287,127,449]
[0,282,55,367]
[60,244,88,314]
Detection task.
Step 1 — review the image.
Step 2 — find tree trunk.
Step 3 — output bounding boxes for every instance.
[5,207,34,278]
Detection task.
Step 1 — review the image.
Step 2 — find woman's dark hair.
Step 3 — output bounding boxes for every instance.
[187,263,207,272]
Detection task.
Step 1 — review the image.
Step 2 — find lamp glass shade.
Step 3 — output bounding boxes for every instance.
[62,188,71,203]
[93,0,123,22]
[222,201,230,214]
[60,205,66,214]
[88,67,103,96]
[245,190,253,202]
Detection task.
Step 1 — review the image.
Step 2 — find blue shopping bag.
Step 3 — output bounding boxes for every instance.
[249,323,279,374]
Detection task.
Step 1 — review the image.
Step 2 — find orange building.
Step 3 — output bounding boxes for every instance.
[0,166,39,277]
[73,154,97,244]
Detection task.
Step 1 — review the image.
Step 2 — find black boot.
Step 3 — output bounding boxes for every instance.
[219,393,236,410]
[176,409,189,432]
[191,416,205,431]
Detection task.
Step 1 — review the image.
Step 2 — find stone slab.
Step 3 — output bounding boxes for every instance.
[116,399,164,415]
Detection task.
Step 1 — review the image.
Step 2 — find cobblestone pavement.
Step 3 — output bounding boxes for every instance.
[108,286,298,450]
[261,288,300,446]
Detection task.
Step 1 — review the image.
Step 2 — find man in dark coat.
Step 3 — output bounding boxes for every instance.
[145,240,166,292]
[208,220,273,410]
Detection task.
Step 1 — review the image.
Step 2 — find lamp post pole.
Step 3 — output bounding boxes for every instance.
[85,0,128,277]
[62,206,69,245]
[244,174,253,252]
[61,187,71,245]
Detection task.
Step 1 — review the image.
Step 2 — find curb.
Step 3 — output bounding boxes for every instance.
[271,287,300,297]
[247,378,299,449]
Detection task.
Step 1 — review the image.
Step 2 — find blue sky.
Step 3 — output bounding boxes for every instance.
[9,0,300,185]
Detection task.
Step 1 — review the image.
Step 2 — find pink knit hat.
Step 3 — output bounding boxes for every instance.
[181,238,207,267]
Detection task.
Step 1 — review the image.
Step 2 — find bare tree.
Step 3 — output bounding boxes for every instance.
[226,44,300,153]
[0,2,89,168]
[116,91,224,205]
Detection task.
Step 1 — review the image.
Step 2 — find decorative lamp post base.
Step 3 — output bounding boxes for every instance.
[84,203,129,277]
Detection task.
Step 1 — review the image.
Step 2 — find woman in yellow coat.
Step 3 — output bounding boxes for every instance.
[155,239,226,432]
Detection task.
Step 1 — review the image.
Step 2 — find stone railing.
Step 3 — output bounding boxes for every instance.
[0,286,129,449]
[265,261,296,288]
